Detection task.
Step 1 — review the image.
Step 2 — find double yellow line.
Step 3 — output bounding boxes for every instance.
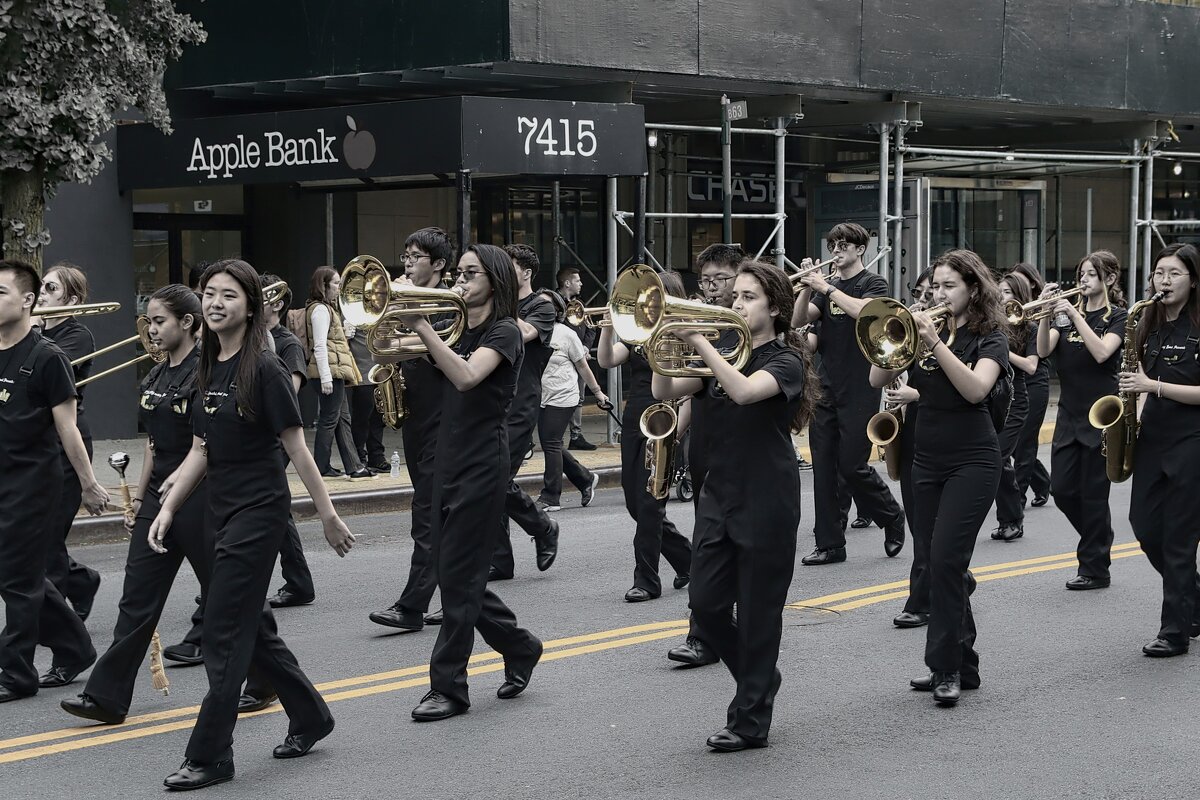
[0,540,1145,765]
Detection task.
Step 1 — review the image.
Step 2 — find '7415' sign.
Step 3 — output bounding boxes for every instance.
[517,117,598,157]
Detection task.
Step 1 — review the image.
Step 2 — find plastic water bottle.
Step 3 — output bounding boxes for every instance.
[389,450,401,479]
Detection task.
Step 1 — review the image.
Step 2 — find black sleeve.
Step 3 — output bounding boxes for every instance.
[37,346,77,410]
[278,337,308,387]
[757,347,806,403]
[480,319,523,366]
[977,330,1011,370]
[811,290,827,319]
[1103,308,1128,339]
[49,323,93,362]
[1024,324,1039,358]
[258,356,303,435]
[860,273,890,300]
[521,298,556,347]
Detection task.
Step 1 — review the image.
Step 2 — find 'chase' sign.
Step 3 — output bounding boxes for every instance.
[118,96,647,189]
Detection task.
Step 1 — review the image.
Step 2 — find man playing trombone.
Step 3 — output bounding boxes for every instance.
[791,223,906,565]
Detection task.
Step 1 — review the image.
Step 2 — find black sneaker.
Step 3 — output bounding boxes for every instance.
[347,467,376,481]
[319,467,344,478]
[367,460,390,472]
[581,473,600,507]
[569,436,597,451]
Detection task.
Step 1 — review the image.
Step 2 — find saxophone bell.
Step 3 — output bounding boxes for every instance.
[640,400,680,500]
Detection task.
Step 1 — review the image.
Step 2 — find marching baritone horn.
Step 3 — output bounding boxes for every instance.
[339,254,467,356]
[641,400,680,500]
[368,363,407,431]
[1004,286,1084,325]
[565,299,611,328]
[855,298,956,371]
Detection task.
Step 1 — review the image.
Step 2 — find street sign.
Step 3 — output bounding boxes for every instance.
[725,100,749,122]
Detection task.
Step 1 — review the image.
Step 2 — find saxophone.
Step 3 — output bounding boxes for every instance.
[1087,291,1163,483]
[641,400,680,500]
[866,380,904,481]
[368,363,407,430]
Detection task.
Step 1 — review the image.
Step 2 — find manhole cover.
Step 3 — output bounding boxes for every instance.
[783,605,841,627]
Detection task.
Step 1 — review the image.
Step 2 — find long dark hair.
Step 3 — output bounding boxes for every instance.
[1135,243,1200,353]
[1009,262,1045,296]
[308,266,339,304]
[931,249,1006,336]
[467,244,519,321]
[660,270,686,299]
[736,259,821,432]
[1000,271,1033,354]
[149,284,203,337]
[197,259,268,420]
[1077,250,1126,319]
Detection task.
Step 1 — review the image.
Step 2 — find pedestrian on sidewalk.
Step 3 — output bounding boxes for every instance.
[556,267,598,451]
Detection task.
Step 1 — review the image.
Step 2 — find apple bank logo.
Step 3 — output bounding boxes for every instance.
[343,116,376,170]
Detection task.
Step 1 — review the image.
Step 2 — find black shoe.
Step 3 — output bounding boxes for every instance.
[850,516,872,529]
[346,467,375,481]
[801,547,847,566]
[910,671,980,691]
[163,759,234,791]
[273,718,335,759]
[893,611,929,629]
[61,693,125,725]
[237,691,278,713]
[1030,493,1049,508]
[568,436,597,451]
[411,690,468,721]
[581,472,600,507]
[534,518,559,572]
[706,728,766,752]
[1143,638,1188,658]
[0,684,35,703]
[367,460,391,473]
[319,467,344,478]
[268,588,315,608]
[1065,575,1111,591]
[1191,621,1200,639]
[498,640,544,699]
[162,643,204,666]
[884,515,905,558]
[931,671,961,705]
[369,602,424,632]
[72,569,101,622]
[624,587,659,603]
[673,574,690,590]
[992,523,1024,542]
[39,653,96,688]
[667,637,719,668]
[488,566,514,582]
[424,608,443,625]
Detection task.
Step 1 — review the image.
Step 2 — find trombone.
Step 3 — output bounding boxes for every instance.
[339,255,466,356]
[609,264,751,378]
[855,298,956,371]
[565,299,610,328]
[788,257,838,295]
[1004,287,1083,325]
[32,301,121,322]
[76,315,167,388]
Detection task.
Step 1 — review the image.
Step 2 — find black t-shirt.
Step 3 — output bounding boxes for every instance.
[1054,307,1127,423]
[811,269,890,400]
[908,327,1009,455]
[513,293,555,415]
[685,328,739,470]
[400,315,456,434]
[1007,323,1038,395]
[193,350,302,523]
[626,347,654,407]
[0,329,75,482]
[270,325,308,389]
[42,317,93,440]
[1139,316,1200,441]
[138,348,200,490]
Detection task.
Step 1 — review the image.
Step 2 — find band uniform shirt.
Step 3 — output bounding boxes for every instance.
[810,269,889,402]
[686,328,739,478]
[542,323,587,409]
[1139,316,1200,449]
[1052,307,1127,448]
[0,329,75,487]
[512,294,555,422]
[138,347,200,492]
[41,317,94,442]
[271,325,308,390]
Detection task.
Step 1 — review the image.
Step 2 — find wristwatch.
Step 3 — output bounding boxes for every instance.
[825,285,837,298]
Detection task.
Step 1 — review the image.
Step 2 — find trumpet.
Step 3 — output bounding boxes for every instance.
[565,299,610,328]
[788,257,838,295]
[609,264,752,378]
[33,301,121,322]
[339,255,467,356]
[75,315,167,388]
[1004,287,1083,324]
[856,298,956,371]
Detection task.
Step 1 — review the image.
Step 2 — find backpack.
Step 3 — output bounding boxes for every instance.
[986,361,1014,433]
[286,307,310,361]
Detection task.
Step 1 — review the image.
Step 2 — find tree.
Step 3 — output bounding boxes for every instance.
[0,0,205,270]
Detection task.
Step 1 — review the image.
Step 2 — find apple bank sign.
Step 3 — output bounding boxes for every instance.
[185,116,376,180]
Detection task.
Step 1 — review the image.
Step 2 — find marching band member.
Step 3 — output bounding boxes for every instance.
[61,285,209,723]
[402,244,544,722]
[150,260,354,791]
[1009,262,1052,508]
[1120,243,1200,657]
[872,250,1008,706]
[1036,251,1126,591]
[597,270,692,603]
[991,272,1037,541]
[0,259,107,703]
[652,259,817,750]
[793,223,906,565]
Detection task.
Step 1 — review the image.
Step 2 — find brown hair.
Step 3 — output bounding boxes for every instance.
[1009,262,1045,296]
[46,262,89,304]
[659,270,686,299]
[1077,250,1126,320]
[930,250,1006,336]
[999,271,1033,354]
[825,222,870,249]
[307,266,339,304]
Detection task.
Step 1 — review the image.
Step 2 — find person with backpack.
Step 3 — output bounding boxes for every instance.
[870,249,1009,707]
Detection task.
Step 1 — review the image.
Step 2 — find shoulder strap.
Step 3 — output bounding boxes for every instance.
[19,333,48,379]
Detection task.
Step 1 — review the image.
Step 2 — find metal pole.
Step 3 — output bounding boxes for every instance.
[892,124,905,290]
[634,174,647,265]
[552,180,561,274]
[1141,146,1155,302]
[325,194,334,264]
[663,134,674,271]
[1054,176,1062,280]
[606,176,621,445]
[899,145,1144,164]
[456,170,472,256]
[646,146,657,263]
[1128,139,1141,303]
[775,117,787,270]
[1085,188,1093,254]
[878,124,890,272]
[721,95,733,243]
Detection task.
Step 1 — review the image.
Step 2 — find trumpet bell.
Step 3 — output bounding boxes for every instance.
[609,265,667,346]
[565,299,610,329]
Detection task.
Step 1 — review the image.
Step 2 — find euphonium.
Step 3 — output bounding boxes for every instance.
[565,299,610,328]
[339,255,466,356]
[855,298,956,370]
[1088,291,1164,483]
[610,264,751,378]
[867,379,904,481]
[641,399,680,500]
[368,363,407,430]
[1004,287,1084,325]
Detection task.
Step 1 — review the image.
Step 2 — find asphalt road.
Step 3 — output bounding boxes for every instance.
[2,445,1194,800]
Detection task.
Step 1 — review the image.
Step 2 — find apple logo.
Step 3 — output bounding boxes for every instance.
[343,116,376,170]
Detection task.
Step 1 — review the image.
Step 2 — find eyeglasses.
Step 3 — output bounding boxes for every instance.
[454,270,487,283]
[401,253,431,265]
[698,275,735,290]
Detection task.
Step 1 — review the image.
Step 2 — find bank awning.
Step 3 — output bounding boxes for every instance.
[117,96,647,190]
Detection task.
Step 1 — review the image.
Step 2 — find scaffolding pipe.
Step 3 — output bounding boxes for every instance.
[1085,188,1093,253]
[649,122,783,137]
[754,216,787,261]
[605,176,620,445]
[1142,219,1200,227]
[1128,139,1141,304]
[1141,147,1154,300]
[663,134,674,270]
[552,181,561,274]
[616,211,784,220]
[879,124,890,271]
[900,145,1146,164]
[775,118,787,270]
[892,124,905,292]
[721,96,734,242]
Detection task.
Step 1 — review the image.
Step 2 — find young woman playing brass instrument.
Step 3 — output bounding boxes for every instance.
[990,272,1038,542]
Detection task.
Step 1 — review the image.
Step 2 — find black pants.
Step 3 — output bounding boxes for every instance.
[186,506,331,764]
[621,404,691,596]
[84,488,212,716]
[538,405,593,505]
[994,386,1030,526]
[397,423,438,614]
[313,379,362,474]
[1051,435,1114,580]
[1014,378,1051,501]
[912,447,999,675]
[897,418,928,615]
[492,409,552,577]
[45,440,100,607]
[689,499,795,743]
[811,396,902,550]
[276,453,314,599]
[349,384,385,466]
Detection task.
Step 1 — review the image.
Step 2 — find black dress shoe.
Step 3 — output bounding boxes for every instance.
[497,640,544,699]
[1142,638,1188,658]
[163,759,234,791]
[910,671,980,691]
[72,569,102,622]
[850,516,872,529]
[801,547,847,566]
[1030,492,1049,507]
[318,467,344,478]
[991,523,1023,542]
[568,435,597,451]
[424,608,443,625]
[39,653,96,688]
[162,642,204,666]
[705,728,766,752]
[367,460,391,473]
[237,692,278,713]
[893,611,929,629]
[61,693,125,724]
[1065,575,1111,591]
[411,690,468,721]
[931,671,961,705]
[673,574,690,590]
[884,515,905,557]
[488,566,514,582]
[667,636,719,667]
[0,684,35,703]
[534,519,560,572]
[273,718,335,759]
[268,588,315,608]
[369,602,423,632]
[624,587,659,603]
